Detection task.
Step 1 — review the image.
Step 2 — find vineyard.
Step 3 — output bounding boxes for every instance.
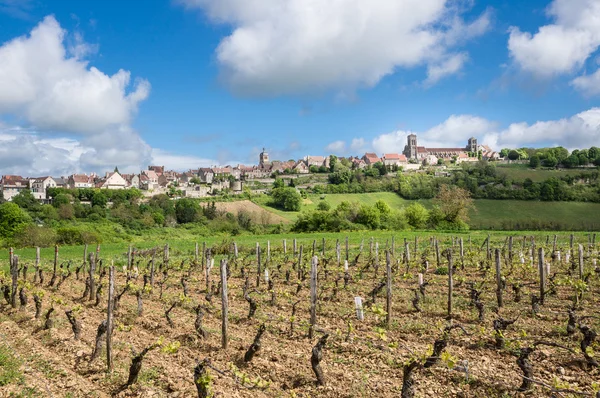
[1,233,600,397]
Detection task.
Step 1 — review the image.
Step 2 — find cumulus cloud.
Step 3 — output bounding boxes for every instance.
[178,0,491,95]
[0,16,155,176]
[508,0,600,77]
[571,68,600,96]
[325,140,346,154]
[424,53,468,86]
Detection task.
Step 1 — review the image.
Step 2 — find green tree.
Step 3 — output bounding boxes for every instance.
[356,205,380,229]
[12,189,38,210]
[500,148,510,158]
[271,187,302,211]
[0,202,31,238]
[175,198,200,223]
[91,190,108,208]
[404,203,429,229]
[52,193,71,208]
[507,150,520,161]
[529,155,540,168]
[433,185,474,225]
[329,155,338,173]
[317,201,331,211]
[273,177,285,189]
[543,155,558,168]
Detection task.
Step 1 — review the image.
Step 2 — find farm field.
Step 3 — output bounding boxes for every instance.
[1,232,599,397]
[254,192,600,230]
[495,164,592,182]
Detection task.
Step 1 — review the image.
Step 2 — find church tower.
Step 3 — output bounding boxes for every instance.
[467,137,478,153]
[403,134,418,159]
[259,148,270,167]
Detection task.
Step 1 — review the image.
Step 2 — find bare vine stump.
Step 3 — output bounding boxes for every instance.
[90,320,109,363]
[580,325,599,367]
[194,359,211,398]
[116,343,158,394]
[401,360,420,398]
[244,324,266,362]
[411,289,422,313]
[65,310,82,340]
[165,302,177,328]
[195,305,209,338]
[493,317,517,349]
[33,294,42,319]
[311,334,329,386]
[19,287,27,310]
[517,347,534,391]
[44,307,55,330]
[136,290,143,316]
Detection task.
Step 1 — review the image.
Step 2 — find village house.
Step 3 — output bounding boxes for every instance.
[198,168,214,184]
[304,155,330,168]
[148,165,165,176]
[30,176,57,200]
[350,157,367,169]
[362,153,381,166]
[0,175,30,201]
[381,153,408,168]
[141,169,159,190]
[95,171,127,189]
[68,174,94,189]
[293,161,310,174]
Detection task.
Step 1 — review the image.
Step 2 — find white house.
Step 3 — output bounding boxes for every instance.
[30,176,57,200]
[96,172,127,190]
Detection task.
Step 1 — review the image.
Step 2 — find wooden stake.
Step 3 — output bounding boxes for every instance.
[89,253,96,302]
[578,244,584,280]
[495,249,503,308]
[345,236,349,261]
[283,239,287,255]
[385,251,392,328]
[220,259,228,349]
[107,263,115,372]
[293,239,297,255]
[538,248,545,305]
[447,249,453,319]
[10,255,18,308]
[195,242,199,263]
[34,247,40,283]
[150,251,155,287]
[309,256,318,339]
[53,245,59,282]
[256,243,261,287]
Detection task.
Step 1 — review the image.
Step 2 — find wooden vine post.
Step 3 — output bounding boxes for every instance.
[195,242,199,263]
[578,244,584,280]
[89,252,96,302]
[495,249,503,308]
[163,244,169,270]
[10,254,18,308]
[53,245,59,282]
[150,251,155,287]
[256,243,261,287]
[459,238,464,267]
[107,263,115,372]
[220,259,229,349]
[385,251,392,328]
[283,239,287,254]
[404,239,410,265]
[508,236,513,265]
[538,247,546,305]
[34,247,40,283]
[309,256,318,339]
[447,249,453,319]
[345,236,349,261]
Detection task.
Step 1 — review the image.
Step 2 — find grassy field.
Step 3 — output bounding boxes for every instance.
[495,163,592,182]
[254,192,600,230]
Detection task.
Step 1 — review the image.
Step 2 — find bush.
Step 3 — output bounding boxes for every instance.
[404,203,429,229]
[271,188,302,211]
[56,227,100,245]
[0,202,31,238]
[14,225,58,247]
[317,201,331,211]
[435,267,449,275]
[175,198,201,223]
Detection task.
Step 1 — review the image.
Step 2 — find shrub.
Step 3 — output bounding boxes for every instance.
[435,267,449,275]
[0,202,31,238]
[14,225,58,247]
[271,188,302,211]
[404,203,429,229]
[317,201,331,211]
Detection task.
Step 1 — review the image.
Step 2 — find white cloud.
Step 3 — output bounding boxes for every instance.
[424,53,468,86]
[0,16,155,176]
[0,16,150,134]
[571,68,600,96]
[350,138,367,153]
[508,0,600,77]
[178,0,491,95]
[325,140,346,154]
[150,149,227,171]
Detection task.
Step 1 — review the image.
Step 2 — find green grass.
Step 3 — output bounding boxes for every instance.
[495,163,592,182]
[254,192,600,230]
[0,343,24,387]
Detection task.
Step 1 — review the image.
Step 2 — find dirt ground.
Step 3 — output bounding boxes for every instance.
[212,200,289,225]
[1,240,599,397]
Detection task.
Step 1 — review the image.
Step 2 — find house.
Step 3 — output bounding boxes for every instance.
[141,170,159,190]
[121,174,140,189]
[54,177,67,188]
[381,153,408,167]
[350,157,367,169]
[0,175,30,201]
[148,165,165,176]
[304,156,330,168]
[96,171,127,190]
[30,176,57,200]
[456,152,479,164]
[198,168,214,184]
[68,174,94,189]
[362,153,381,165]
[423,154,439,166]
[293,161,310,174]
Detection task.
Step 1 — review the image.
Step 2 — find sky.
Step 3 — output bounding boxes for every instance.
[0,0,600,176]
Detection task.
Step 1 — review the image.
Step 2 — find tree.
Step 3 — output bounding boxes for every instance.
[374,162,387,176]
[0,190,4,204]
[500,148,510,158]
[273,178,285,189]
[12,189,38,210]
[356,205,380,229]
[317,201,331,211]
[507,150,520,161]
[433,185,474,225]
[404,203,429,229]
[271,188,302,211]
[175,198,200,224]
[563,154,579,168]
[189,177,201,185]
[52,193,71,208]
[529,155,540,169]
[309,165,319,173]
[329,155,338,173]
[91,190,108,208]
[0,202,31,238]
[542,155,558,168]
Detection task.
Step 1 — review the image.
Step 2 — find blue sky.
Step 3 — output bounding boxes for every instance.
[0,0,599,176]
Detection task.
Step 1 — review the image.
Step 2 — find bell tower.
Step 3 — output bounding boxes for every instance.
[259,148,270,167]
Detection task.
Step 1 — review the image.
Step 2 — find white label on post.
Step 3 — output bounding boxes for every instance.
[344,260,348,272]
[546,262,551,276]
[209,258,214,272]
[265,268,269,283]
[354,297,364,321]
[556,251,561,262]
[593,259,597,266]
[565,253,570,263]
[418,273,423,286]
